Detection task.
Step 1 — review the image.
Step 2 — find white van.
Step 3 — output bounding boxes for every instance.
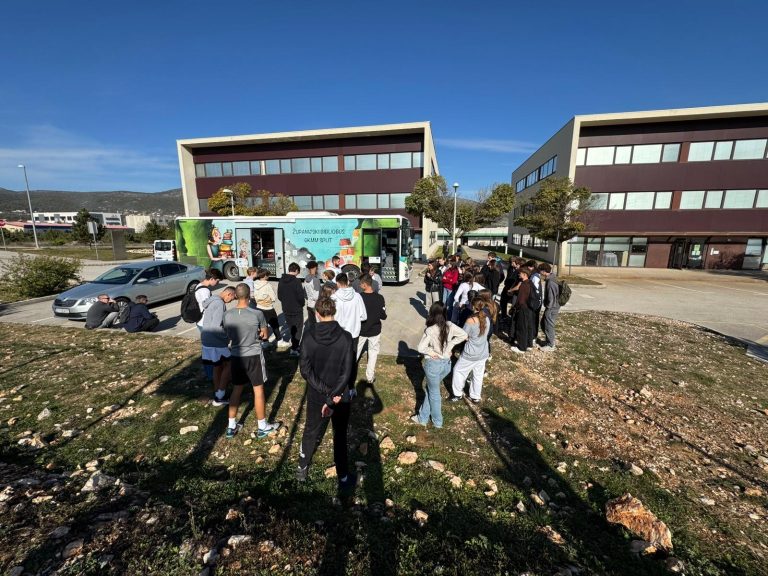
[153,239,177,261]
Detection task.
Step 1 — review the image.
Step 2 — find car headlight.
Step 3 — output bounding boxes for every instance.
[80,297,99,305]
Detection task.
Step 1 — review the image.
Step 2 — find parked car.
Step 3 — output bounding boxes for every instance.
[52,261,205,320]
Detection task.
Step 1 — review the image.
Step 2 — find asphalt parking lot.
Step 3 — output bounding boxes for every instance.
[1,252,766,356]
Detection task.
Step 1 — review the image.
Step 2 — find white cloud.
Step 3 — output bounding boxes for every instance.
[436,137,537,154]
[0,125,179,192]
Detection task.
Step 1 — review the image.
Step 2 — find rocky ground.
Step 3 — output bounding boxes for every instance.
[0,313,766,575]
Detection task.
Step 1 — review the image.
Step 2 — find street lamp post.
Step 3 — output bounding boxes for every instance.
[223,188,234,216]
[452,182,459,253]
[17,164,39,249]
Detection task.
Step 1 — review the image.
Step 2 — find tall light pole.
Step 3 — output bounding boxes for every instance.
[17,164,39,249]
[223,188,234,216]
[452,182,459,253]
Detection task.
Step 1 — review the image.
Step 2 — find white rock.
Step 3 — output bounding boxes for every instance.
[62,538,84,559]
[450,476,463,489]
[397,451,418,465]
[629,464,644,476]
[427,460,445,472]
[203,547,218,565]
[159,435,169,443]
[700,497,715,506]
[37,408,52,420]
[413,509,429,525]
[81,471,117,492]
[515,501,526,513]
[179,426,199,435]
[227,535,252,548]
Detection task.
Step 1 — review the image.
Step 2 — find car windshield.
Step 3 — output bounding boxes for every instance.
[155,241,173,251]
[92,267,142,284]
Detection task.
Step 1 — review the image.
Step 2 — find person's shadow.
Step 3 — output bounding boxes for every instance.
[396,340,424,414]
[409,296,428,319]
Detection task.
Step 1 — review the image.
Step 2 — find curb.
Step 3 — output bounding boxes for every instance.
[0,294,57,310]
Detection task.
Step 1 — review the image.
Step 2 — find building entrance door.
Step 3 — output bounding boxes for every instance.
[669,238,705,269]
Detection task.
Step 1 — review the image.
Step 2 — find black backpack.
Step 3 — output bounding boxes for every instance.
[527,281,542,311]
[118,301,131,325]
[180,285,206,323]
[556,280,572,306]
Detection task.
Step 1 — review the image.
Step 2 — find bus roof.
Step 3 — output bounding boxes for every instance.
[175,213,408,223]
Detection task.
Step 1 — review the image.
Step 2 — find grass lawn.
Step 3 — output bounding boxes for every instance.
[557,275,602,286]
[0,313,766,575]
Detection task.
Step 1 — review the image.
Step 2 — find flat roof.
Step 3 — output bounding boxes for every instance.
[178,122,432,148]
[576,102,768,126]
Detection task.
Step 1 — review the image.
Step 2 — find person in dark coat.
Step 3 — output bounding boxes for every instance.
[509,269,534,353]
[123,295,159,333]
[277,262,306,356]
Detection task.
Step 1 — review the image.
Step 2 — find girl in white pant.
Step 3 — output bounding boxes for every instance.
[450,298,490,403]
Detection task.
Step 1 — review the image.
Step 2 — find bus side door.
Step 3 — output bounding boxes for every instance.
[274,228,285,276]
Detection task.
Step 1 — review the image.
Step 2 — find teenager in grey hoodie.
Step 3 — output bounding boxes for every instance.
[200,286,236,405]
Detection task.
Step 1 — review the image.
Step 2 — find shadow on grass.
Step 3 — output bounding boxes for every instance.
[396,342,425,414]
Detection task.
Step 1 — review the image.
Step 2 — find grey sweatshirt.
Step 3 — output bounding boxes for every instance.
[417,322,468,359]
[461,318,490,361]
[200,295,228,347]
[544,273,561,310]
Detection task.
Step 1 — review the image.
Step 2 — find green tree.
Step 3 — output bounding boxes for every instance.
[208,183,252,216]
[514,176,591,270]
[141,220,172,243]
[0,253,81,298]
[406,175,477,244]
[71,209,105,244]
[476,182,516,224]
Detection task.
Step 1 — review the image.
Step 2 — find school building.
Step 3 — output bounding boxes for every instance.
[509,103,768,270]
[176,122,440,259]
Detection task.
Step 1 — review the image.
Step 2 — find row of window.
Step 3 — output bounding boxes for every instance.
[688,139,768,162]
[198,192,410,214]
[343,152,423,171]
[576,143,681,166]
[509,233,548,248]
[589,189,768,211]
[195,151,424,179]
[575,137,768,167]
[515,155,558,192]
[679,189,768,210]
[567,236,650,268]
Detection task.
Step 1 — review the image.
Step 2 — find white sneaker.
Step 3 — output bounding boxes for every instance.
[276,340,291,349]
[257,422,281,439]
[509,346,525,354]
[540,345,556,352]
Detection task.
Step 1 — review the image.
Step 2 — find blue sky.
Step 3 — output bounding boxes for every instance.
[1,1,766,197]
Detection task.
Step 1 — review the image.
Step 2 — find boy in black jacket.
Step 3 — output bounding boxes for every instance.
[277,262,306,356]
[357,274,386,385]
[296,297,356,495]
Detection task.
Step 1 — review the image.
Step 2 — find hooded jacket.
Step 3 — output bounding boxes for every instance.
[303,273,322,308]
[277,273,305,315]
[332,286,367,338]
[300,320,354,407]
[200,295,228,347]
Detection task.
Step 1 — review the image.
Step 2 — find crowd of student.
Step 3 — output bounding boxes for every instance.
[416,252,562,428]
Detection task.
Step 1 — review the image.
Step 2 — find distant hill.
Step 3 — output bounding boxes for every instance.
[0,188,184,218]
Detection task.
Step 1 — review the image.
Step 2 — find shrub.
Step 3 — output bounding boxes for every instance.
[0,253,82,299]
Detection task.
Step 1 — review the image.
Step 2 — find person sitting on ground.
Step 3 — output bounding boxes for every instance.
[85,294,119,329]
[296,296,356,495]
[414,302,467,428]
[123,295,160,333]
[223,283,281,439]
[450,297,491,404]
[252,268,281,344]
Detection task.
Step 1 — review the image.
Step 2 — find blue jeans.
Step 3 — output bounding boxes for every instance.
[418,358,451,428]
[443,288,455,317]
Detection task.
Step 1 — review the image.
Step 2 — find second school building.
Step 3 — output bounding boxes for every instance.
[509,103,768,270]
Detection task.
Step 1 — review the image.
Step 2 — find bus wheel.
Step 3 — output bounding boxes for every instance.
[341,264,361,283]
[223,262,240,281]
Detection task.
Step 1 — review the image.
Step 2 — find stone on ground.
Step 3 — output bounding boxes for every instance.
[605,493,673,551]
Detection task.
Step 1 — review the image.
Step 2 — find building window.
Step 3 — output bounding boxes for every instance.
[292,158,311,174]
[608,192,626,210]
[390,152,411,169]
[688,142,714,162]
[624,192,655,210]
[732,139,767,160]
[204,163,222,177]
[195,164,206,177]
[293,196,312,210]
[322,156,338,172]
[661,143,680,162]
[280,159,292,174]
[654,191,672,209]
[233,161,250,176]
[412,152,423,167]
[586,146,614,166]
[265,160,280,175]
[680,190,705,209]
[590,193,609,210]
[629,237,648,267]
[713,141,733,160]
[757,189,768,208]
[390,193,408,209]
[516,179,525,193]
[377,154,390,169]
[614,146,632,164]
[723,189,756,208]
[198,198,209,212]
[324,195,339,210]
[357,154,377,170]
[222,162,233,176]
[377,194,390,209]
[250,161,262,175]
[345,195,356,209]
[575,148,586,166]
[631,144,662,164]
[704,190,723,209]
[357,194,376,209]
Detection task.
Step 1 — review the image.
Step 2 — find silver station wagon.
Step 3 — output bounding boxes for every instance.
[52,260,205,320]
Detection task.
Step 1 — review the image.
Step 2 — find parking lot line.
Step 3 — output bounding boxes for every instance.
[647,281,712,294]
[176,325,200,336]
[719,286,768,296]
[30,316,57,323]
[578,293,595,299]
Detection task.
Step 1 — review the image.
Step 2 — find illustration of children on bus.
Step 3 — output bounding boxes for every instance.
[207,225,224,271]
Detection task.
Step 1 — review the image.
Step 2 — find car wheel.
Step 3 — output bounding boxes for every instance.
[223,262,240,281]
[186,281,199,294]
[341,264,361,284]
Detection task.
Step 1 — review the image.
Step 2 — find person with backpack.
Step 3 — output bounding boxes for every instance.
[510,268,535,353]
[423,260,442,306]
[413,302,467,428]
[182,269,223,381]
[500,257,522,319]
[277,262,306,357]
[537,263,560,352]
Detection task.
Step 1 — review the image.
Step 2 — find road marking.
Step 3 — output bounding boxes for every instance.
[719,286,768,296]
[176,325,200,336]
[578,293,595,299]
[647,281,712,294]
[30,317,56,323]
